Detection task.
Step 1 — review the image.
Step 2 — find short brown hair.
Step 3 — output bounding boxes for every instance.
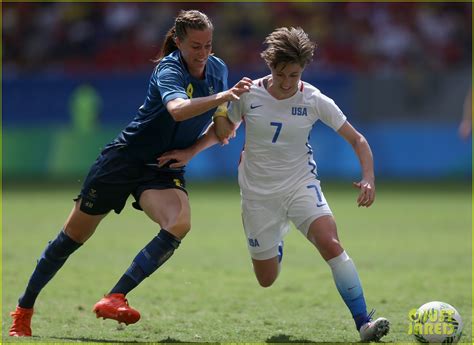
[261,27,316,69]
[155,10,213,62]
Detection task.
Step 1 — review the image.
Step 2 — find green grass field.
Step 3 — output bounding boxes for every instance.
[2,181,472,343]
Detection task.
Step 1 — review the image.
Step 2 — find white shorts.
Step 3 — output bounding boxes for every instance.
[241,180,333,260]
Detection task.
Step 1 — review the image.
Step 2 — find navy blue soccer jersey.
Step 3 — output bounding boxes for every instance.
[111,50,228,163]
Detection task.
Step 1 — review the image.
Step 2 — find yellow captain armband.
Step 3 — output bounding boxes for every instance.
[212,103,229,120]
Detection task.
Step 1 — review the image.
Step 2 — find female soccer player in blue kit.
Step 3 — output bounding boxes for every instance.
[159,27,390,342]
[9,10,252,337]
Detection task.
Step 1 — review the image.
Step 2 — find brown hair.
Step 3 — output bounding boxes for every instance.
[261,27,316,69]
[154,10,213,63]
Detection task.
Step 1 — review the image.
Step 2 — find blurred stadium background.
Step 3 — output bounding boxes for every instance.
[3,2,472,182]
[2,3,472,342]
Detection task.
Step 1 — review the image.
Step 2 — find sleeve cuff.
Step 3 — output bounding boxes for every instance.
[162,91,188,106]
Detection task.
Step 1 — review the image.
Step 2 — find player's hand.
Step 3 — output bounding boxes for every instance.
[157,149,193,168]
[352,179,375,207]
[214,116,236,144]
[458,118,472,140]
[222,77,253,101]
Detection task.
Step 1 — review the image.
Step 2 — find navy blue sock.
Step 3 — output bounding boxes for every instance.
[18,231,82,308]
[354,312,370,330]
[110,229,181,295]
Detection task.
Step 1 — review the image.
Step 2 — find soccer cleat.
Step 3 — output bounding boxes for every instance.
[278,241,284,263]
[9,306,34,337]
[359,317,390,342]
[93,293,141,325]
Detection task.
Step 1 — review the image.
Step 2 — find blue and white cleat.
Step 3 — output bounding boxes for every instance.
[359,316,390,342]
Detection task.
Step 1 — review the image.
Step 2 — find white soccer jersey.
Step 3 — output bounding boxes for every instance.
[228,77,347,200]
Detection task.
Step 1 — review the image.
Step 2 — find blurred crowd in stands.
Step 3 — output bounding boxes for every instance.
[3,2,471,75]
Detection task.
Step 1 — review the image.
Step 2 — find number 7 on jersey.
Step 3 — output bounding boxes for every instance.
[270,122,282,143]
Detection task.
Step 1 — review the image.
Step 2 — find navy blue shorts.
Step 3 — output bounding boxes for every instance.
[75,145,187,215]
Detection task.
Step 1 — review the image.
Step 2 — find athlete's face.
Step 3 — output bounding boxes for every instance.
[176,28,213,79]
[268,63,304,99]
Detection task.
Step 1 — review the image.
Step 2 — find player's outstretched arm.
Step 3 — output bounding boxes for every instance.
[157,122,221,168]
[337,121,375,208]
[166,77,252,122]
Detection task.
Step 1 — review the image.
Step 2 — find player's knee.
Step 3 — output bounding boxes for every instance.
[167,219,191,240]
[154,207,191,239]
[63,205,105,243]
[63,222,96,244]
[64,229,88,244]
[256,274,277,288]
[322,236,340,248]
[318,239,343,261]
[255,269,278,287]
[309,230,341,253]
[327,238,342,253]
[258,279,275,288]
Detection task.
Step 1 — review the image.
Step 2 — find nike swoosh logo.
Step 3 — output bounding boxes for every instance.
[348,285,358,290]
[316,203,327,207]
[250,104,263,109]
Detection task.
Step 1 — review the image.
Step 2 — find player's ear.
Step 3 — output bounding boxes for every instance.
[174,36,182,49]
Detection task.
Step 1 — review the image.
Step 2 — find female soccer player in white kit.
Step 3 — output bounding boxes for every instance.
[158,27,390,342]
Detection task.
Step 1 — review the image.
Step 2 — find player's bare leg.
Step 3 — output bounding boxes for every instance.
[93,189,189,324]
[252,256,280,287]
[251,240,284,287]
[63,201,108,243]
[140,188,191,240]
[306,215,342,260]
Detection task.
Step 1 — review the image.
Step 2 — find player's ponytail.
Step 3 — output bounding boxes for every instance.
[154,10,213,63]
[155,27,178,62]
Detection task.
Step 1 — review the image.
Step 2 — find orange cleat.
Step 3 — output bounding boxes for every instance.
[93,293,140,325]
[9,306,34,337]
